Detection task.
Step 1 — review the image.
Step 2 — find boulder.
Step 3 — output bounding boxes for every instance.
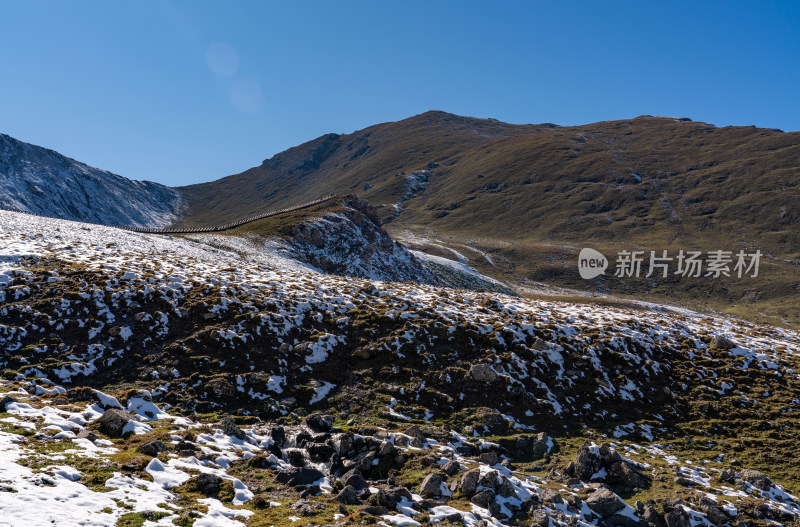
[305,414,334,433]
[336,485,360,505]
[276,467,324,486]
[478,470,500,491]
[460,468,481,497]
[471,408,511,435]
[361,505,389,516]
[497,476,515,498]
[470,488,496,509]
[585,488,625,517]
[479,451,499,466]
[719,468,735,482]
[372,487,412,509]
[663,507,692,527]
[340,469,369,490]
[470,363,499,383]
[287,449,306,467]
[378,441,396,457]
[607,460,651,489]
[740,468,772,490]
[698,496,729,524]
[573,443,602,482]
[76,428,99,441]
[218,417,246,440]
[531,432,550,459]
[137,440,168,457]
[270,426,286,447]
[194,473,224,496]
[539,488,563,505]
[419,473,444,499]
[97,409,132,438]
[710,335,737,350]
[443,460,460,476]
[307,442,335,462]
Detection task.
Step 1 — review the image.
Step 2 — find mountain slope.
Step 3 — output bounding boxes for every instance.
[3,209,800,526]
[0,133,183,227]
[177,111,800,258]
[176,111,800,327]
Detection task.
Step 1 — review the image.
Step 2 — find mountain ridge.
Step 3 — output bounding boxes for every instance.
[0,132,183,227]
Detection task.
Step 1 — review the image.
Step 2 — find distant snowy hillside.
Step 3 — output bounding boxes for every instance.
[0,133,183,227]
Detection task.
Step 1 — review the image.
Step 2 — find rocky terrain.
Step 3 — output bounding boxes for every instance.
[2,208,800,526]
[258,196,444,286]
[0,133,183,227]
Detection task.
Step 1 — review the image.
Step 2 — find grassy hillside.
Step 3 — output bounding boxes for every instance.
[176,111,800,326]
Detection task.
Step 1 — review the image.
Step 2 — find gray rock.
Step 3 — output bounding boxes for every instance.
[307,442,335,462]
[470,488,496,508]
[269,426,286,447]
[336,485,360,505]
[460,468,481,497]
[479,451,499,466]
[276,467,324,486]
[304,414,334,433]
[605,513,643,527]
[740,468,772,490]
[419,473,444,499]
[585,488,625,517]
[378,441,396,457]
[340,469,369,490]
[540,488,563,504]
[608,460,650,489]
[529,509,549,527]
[469,363,499,383]
[531,431,550,459]
[97,409,132,438]
[574,443,602,482]
[287,449,306,467]
[478,470,500,491]
[137,440,168,457]
[443,460,461,476]
[532,338,550,351]
[497,477,515,498]
[372,487,411,509]
[710,335,737,350]
[699,496,729,524]
[76,428,98,441]
[664,507,691,527]
[218,417,246,440]
[361,505,389,516]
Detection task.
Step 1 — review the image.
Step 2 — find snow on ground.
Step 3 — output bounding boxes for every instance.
[2,209,800,525]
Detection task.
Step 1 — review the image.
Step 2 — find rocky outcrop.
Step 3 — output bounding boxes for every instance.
[281,196,444,285]
[567,442,651,491]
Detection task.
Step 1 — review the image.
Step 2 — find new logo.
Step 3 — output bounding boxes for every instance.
[578,248,608,279]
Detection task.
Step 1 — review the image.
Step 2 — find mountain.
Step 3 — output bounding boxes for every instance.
[2,208,800,526]
[177,111,800,254]
[0,133,183,227]
[176,111,800,327]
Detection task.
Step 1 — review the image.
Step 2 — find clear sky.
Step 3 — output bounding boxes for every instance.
[1,1,798,187]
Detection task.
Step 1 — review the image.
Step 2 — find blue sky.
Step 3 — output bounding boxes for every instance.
[1,1,798,186]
